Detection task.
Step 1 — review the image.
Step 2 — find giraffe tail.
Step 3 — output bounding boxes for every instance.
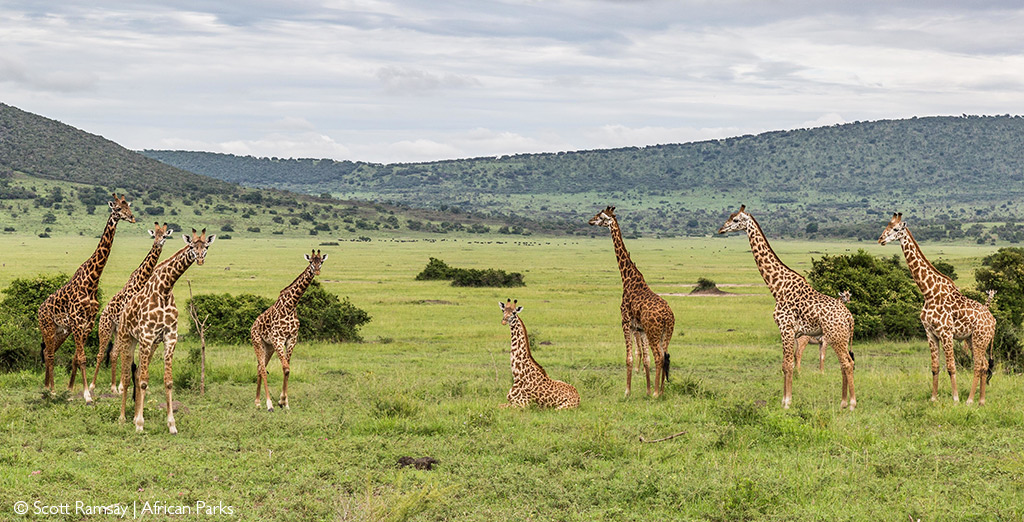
[131,361,138,405]
[987,357,995,384]
[39,342,45,364]
[662,352,671,383]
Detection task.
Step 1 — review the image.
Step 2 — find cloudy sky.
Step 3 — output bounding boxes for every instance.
[2,1,1023,163]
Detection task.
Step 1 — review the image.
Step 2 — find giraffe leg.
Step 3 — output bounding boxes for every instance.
[621,320,634,397]
[967,331,993,406]
[827,332,855,410]
[163,331,178,435]
[795,336,807,373]
[940,333,958,402]
[253,337,266,409]
[69,329,93,404]
[262,344,275,412]
[279,339,294,409]
[637,330,652,396]
[117,336,136,425]
[133,338,157,433]
[780,330,796,409]
[925,330,941,401]
[818,338,827,374]
[90,316,113,393]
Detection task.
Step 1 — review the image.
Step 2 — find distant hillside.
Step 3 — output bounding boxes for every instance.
[144,116,1024,239]
[0,103,532,239]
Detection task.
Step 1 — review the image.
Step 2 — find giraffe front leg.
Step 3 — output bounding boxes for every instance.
[279,339,294,409]
[925,330,940,401]
[163,332,178,434]
[779,329,796,409]
[940,333,958,402]
[70,330,93,404]
[133,340,157,433]
[622,320,634,397]
[636,330,652,396]
[117,337,136,425]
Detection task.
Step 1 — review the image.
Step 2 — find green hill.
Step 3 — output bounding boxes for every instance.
[143,115,1024,240]
[0,103,528,239]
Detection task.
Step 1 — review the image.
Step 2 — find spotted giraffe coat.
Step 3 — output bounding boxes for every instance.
[500,300,579,409]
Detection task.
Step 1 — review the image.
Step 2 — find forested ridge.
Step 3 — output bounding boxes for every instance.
[144,115,1024,239]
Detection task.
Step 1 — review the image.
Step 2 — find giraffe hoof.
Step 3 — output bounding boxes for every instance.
[848,399,856,410]
[168,425,178,435]
[965,398,974,405]
[267,407,274,413]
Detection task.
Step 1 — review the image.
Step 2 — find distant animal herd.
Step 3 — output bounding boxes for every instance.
[35,195,996,434]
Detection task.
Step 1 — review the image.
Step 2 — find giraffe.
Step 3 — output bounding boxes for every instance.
[250,249,327,412]
[796,290,852,373]
[718,205,856,409]
[90,223,173,395]
[499,299,580,409]
[588,206,675,397]
[117,228,215,434]
[878,212,996,404]
[37,194,135,404]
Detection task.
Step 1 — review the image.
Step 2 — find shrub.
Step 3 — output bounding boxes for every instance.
[2,274,70,322]
[975,247,1024,326]
[807,250,923,340]
[186,282,371,344]
[415,258,525,287]
[694,277,718,292]
[0,309,37,371]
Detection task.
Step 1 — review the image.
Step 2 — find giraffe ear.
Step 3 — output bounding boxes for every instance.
[321,254,328,262]
[207,234,216,244]
[515,306,523,314]
[499,301,506,311]
[305,254,311,262]
[148,229,156,238]
[183,234,192,244]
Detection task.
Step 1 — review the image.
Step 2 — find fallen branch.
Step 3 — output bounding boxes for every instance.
[639,430,687,443]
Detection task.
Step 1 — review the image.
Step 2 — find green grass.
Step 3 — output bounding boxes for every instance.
[1,234,1022,521]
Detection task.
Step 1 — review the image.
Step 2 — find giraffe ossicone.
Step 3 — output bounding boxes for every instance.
[499,299,579,409]
[719,205,856,410]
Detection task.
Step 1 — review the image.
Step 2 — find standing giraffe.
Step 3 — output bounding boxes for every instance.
[589,206,674,397]
[499,299,580,409]
[38,194,135,403]
[90,223,173,395]
[250,249,327,412]
[796,290,852,373]
[878,212,995,404]
[117,228,215,434]
[718,205,856,409]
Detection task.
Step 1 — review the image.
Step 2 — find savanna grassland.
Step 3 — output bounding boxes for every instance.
[1,233,1022,521]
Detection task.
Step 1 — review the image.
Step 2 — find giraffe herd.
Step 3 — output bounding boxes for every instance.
[35,196,1000,432]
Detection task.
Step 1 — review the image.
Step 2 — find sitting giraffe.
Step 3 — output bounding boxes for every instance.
[879,212,995,404]
[499,299,579,409]
[38,194,135,403]
[796,290,852,373]
[250,249,327,412]
[589,206,675,397]
[719,206,856,409]
[90,223,173,395]
[117,229,215,434]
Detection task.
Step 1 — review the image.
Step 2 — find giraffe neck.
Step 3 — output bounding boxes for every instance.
[898,227,959,299]
[150,245,195,295]
[508,316,547,381]
[608,220,645,286]
[73,213,120,291]
[743,216,805,300]
[128,240,165,287]
[277,265,316,309]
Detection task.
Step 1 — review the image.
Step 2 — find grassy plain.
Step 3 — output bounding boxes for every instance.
[1,233,1022,521]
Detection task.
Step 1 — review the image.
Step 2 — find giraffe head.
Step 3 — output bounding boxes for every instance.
[182,228,216,266]
[877,213,907,245]
[304,249,328,275]
[148,222,173,246]
[717,205,752,234]
[499,298,523,326]
[109,194,136,223]
[839,290,851,304]
[588,206,617,228]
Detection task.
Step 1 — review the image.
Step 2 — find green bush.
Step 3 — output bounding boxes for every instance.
[0,309,37,371]
[807,250,924,340]
[2,274,70,321]
[975,247,1024,326]
[187,281,371,344]
[415,257,525,287]
[694,277,718,292]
